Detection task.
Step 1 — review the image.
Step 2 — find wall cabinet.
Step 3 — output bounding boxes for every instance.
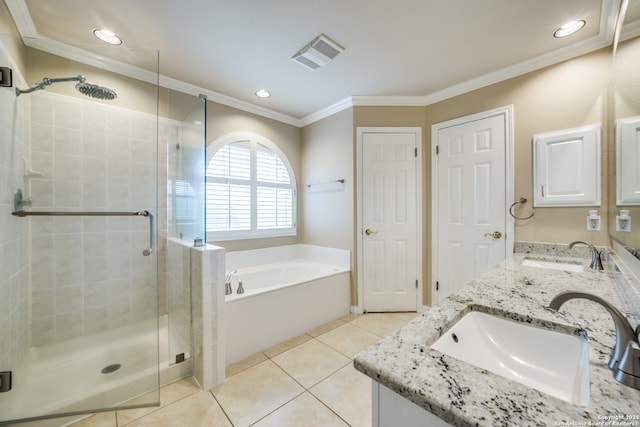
[533,124,601,207]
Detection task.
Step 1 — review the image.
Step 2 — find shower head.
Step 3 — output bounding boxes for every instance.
[75,81,117,100]
[16,75,117,100]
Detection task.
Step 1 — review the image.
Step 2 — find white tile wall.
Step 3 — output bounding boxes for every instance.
[28,91,162,346]
[0,46,30,372]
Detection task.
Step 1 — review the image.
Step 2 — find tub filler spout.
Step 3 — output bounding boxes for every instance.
[225,269,237,295]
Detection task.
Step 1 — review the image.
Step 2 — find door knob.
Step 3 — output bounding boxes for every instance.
[365,228,378,236]
[484,231,502,239]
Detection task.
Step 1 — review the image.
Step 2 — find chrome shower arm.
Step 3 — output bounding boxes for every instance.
[43,75,85,84]
[16,75,85,96]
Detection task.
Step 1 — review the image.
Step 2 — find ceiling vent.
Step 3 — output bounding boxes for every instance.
[292,34,344,70]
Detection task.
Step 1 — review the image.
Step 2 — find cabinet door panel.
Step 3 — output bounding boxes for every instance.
[533,124,601,207]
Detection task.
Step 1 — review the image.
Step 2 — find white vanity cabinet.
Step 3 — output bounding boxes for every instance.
[533,124,601,207]
[373,382,453,427]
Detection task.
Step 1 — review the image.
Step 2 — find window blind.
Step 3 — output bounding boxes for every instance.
[206,138,296,237]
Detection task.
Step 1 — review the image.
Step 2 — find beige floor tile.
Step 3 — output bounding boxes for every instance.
[68,411,117,427]
[306,318,346,338]
[123,391,230,427]
[316,323,381,358]
[310,364,373,427]
[252,392,349,427]
[226,351,269,377]
[212,360,304,427]
[350,313,407,337]
[340,313,362,323]
[272,339,351,388]
[386,311,420,322]
[263,333,312,358]
[117,377,199,425]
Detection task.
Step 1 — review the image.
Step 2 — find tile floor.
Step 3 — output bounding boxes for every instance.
[69,312,418,427]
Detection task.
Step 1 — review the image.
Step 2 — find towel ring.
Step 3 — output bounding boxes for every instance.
[509,197,535,220]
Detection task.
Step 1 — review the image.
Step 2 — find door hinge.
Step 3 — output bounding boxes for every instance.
[414,147,418,157]
[415,279,418,289]
[435,145,439,155]
[436,281,439,291]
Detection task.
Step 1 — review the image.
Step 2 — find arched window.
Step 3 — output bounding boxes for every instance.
[206,132,297,240]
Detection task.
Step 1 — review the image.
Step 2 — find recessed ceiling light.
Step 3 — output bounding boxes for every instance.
[93,29,123,45]
[554,20,586,38]
[255,89,271,98]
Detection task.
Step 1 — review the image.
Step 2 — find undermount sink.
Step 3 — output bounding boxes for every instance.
[431,311,590,405]
[521,258,584,272]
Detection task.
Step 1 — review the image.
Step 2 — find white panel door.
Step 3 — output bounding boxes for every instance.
[434,112,509,303]
[362,130,418,312]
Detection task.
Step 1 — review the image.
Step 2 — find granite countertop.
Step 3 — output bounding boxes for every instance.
[354,243,640,427]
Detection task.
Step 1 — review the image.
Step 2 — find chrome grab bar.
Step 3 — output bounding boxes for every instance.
[12,210,155,256]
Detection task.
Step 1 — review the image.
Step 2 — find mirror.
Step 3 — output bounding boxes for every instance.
[609,3,640,260]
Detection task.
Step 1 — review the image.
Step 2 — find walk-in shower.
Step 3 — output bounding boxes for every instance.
[15,74,117,100]
[0,34,199,426]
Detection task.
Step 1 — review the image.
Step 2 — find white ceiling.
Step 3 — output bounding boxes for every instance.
[5,0,640,126]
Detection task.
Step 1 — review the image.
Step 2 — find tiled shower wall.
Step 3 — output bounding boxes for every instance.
[0,46,30,371]
[28,90,172,345]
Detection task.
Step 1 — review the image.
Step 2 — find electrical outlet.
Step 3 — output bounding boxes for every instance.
[587,215,601,231]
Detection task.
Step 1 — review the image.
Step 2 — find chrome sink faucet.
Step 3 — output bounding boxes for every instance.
[549,291,640,390]
[569,240,604,270]
[224,269,237,295]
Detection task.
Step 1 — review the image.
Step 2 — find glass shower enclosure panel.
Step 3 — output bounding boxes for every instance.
[0,35,161,424]
[166,93,206,366]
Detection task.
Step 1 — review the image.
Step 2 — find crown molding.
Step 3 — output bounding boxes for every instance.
[351,95,427,106]
[159,74,303,127]
[4,0,37,37]
[5,0,303,127]
[5,0,628,128]
[299,97,354,127]
[620,18,640,41]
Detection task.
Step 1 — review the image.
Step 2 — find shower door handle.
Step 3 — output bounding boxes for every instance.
[141,211,154,256]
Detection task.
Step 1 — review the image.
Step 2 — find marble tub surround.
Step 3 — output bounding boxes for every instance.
[354,244,640,427]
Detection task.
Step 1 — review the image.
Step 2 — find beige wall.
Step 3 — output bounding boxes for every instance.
[301,108,355,302]
[301,108,354,250]
[352,48,612,307]
[206,101,303,252]
[426,47,610,248]
[24,48,159,114]
[0,3,26,75]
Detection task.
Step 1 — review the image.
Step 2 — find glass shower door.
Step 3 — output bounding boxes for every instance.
[0,35,161,424]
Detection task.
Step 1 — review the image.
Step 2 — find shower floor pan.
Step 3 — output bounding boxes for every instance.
[0,315,190,423]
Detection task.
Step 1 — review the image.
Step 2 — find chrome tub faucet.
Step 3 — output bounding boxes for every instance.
[224,269,237,295]
[549,291,640,390]
[569,240,604,270]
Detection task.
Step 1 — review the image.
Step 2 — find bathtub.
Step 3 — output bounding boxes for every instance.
[224,244,351,366]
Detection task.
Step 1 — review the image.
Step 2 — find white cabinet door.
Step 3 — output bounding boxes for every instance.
[374,382,453,427]
[533,124,601,207]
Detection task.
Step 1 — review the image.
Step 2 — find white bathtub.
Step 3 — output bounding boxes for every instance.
[224,245,351,366]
